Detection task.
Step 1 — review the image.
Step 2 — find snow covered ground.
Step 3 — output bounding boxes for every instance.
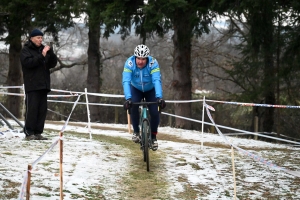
[0,121,300,199]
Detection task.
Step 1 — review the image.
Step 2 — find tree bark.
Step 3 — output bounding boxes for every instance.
[171,9,193,129]
[248,0,275,133]
[87,21,101,122]
[261,2,275,133]
[6,26,22,118]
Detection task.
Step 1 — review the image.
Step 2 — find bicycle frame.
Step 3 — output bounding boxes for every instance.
[140,104,151,143]
[129,99,159,171]
[141,105,148,121]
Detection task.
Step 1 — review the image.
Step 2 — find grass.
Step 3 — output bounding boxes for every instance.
[2,152,13,156]
[0,179,20,199]
[174,176,201,199]
[67,131,172,199]
[1,123,299,199]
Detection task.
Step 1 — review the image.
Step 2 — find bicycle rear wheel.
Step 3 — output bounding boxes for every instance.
[141,118,150,171]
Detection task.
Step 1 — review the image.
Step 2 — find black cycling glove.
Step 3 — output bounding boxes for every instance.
[123,99,132,110]
[157,98,166,109]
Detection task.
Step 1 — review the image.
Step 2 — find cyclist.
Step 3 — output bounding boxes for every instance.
[122,44,166,151]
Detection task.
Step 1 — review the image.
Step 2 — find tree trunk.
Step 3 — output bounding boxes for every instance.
[171,9,193,129]
[87,21,101,122]
[262,2,275,133]
[6,27,22,118]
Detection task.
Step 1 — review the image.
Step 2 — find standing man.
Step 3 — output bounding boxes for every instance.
[122,44,166,151]
[20,28,57,140]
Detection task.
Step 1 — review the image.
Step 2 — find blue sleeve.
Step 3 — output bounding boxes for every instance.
[122,59,133,100]
[150,58,163,98]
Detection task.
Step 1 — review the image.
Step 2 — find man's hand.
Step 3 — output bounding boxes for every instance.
[123,99,132,110]
[42,45,50,57]
[157,98,166,109]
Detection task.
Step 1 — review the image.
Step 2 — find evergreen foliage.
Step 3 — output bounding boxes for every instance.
[1,0,300,136]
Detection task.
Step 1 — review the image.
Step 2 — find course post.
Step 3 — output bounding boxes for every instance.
[84,88,92,139]
[254,116,258,140]
[60,131,63,200]
[127,110,131,134]
[115,107,119,124]
[231,143,237,200]
[201,96,205,150]
[26,164,32,200]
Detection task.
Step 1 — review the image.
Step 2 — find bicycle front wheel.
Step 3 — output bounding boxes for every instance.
[141,118,150,171]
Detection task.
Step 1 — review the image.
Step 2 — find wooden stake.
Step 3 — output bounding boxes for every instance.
[231,144,237,200]
[26,164,32,200]
[127,110,131,134]
[59,132,63,200]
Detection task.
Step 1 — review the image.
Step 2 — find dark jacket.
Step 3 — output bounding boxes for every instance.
[20,40,57,93]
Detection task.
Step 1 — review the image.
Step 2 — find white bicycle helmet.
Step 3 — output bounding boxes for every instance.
[134,44,150,58]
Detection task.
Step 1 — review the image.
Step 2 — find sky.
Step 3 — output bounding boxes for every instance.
[1,120,300,200]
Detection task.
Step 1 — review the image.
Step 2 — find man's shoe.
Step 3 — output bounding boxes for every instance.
[132,132,140,143]
[25,135,36,141]
[35,134,48,140]
[151,138,158,151]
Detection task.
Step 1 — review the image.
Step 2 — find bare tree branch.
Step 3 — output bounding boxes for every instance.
[102,53,121,62]
[50,52,122,73]
[50,58,87,73]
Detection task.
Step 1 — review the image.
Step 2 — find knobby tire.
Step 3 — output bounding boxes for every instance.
[142,118,150,171]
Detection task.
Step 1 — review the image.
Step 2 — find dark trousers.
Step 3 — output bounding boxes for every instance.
[130,86,160,133]
[24,90,48,135]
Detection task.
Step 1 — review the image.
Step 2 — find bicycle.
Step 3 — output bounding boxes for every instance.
[128,99,161,172]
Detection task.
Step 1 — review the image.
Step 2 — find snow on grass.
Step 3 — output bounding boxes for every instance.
[0,121,300,199]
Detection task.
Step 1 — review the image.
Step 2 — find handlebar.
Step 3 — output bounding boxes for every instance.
[131,102,158,106]
[127,101,161,114]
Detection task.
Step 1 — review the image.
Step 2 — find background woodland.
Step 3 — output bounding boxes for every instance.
[1,0,300,139]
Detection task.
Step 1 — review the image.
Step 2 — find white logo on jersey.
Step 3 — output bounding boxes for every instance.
[150,59,156,67]
[128,60,133,67]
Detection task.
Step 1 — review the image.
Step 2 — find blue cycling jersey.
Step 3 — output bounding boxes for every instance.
[122,55,163,100]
